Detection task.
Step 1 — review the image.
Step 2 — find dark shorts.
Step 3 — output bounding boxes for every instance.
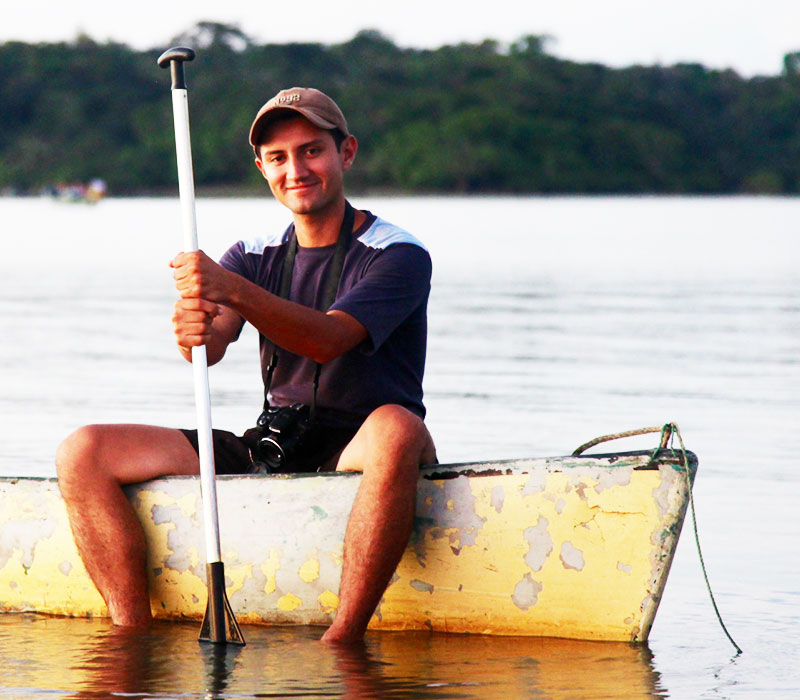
[179,424,360,475]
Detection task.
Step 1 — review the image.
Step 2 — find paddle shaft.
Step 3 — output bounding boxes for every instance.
[160,49,222,565]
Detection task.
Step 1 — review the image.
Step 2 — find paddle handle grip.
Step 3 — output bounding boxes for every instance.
[157,46,195,90]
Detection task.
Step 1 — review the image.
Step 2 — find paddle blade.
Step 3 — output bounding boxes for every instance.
[199,562,246,646]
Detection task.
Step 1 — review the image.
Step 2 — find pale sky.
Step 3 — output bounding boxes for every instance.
[3,0,799,77]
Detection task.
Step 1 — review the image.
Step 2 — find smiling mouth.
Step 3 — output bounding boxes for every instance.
[286,181,318,192]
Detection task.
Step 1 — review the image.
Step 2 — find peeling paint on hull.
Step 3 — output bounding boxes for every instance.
[0,449,696,642]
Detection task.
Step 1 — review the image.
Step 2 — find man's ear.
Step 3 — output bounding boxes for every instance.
[341,135,358,171]
[254,157,268,179]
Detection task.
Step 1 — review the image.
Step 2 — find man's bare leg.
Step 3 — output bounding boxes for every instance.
[321,405,436,644]
[56,424,200,626]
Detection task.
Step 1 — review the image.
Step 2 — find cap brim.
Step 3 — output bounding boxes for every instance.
[249,106,340,149]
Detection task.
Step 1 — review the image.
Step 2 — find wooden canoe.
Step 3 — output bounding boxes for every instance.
[0,443,696,642]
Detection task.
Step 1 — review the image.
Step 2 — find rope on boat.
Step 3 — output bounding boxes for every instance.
[652,423,743,655]
[574,423,742,654]
[572,425,672,456]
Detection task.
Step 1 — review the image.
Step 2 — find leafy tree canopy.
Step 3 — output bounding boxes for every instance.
[1,22,799,195]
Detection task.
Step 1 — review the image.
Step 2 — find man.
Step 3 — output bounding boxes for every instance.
[56,87,436,644]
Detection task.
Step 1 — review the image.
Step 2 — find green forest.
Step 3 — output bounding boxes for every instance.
[2,22,800,195]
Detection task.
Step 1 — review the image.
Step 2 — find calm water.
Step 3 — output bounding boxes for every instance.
[1,195,798,698]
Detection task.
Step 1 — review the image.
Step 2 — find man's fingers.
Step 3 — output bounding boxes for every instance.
[175,308,218,324]
[174,321,215,348]
[170,250,229,303]
[170,250,205,267]
[177,334,211,350]
[172,299,222,349]
[174,297,220,314]
[170,251,204,295]
[173,308,214,327]
[179,326,211,336]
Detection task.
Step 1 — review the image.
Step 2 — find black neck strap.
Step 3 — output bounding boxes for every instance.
[262,201,355,418]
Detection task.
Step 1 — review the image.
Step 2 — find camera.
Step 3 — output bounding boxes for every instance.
[253,403,315,473]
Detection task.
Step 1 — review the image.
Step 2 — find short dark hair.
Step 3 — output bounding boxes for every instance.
[329,128,347,151]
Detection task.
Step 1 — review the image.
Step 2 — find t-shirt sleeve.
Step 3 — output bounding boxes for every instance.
[219,240,254,279]
[217,241,252,338]
[330,243,432,354]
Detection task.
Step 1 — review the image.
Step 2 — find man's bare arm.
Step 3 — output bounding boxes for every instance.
[171,250,368,364]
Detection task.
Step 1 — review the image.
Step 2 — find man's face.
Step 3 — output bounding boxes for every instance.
[254,116,357,216]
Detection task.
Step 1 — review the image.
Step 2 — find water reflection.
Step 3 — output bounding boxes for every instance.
[328,643,402,699]
[201,643,245,700]
[367,632,665,699]
[0,614,667,699]
[66,621,247,700]
[68,625,166,699]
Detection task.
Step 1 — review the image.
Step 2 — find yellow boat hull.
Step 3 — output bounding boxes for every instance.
[0,449,695,641]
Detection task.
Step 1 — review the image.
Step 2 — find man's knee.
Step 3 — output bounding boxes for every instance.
[56,424,105,493]
[361,405,429,452]
[337,405,436,472]
[368,404,424,435]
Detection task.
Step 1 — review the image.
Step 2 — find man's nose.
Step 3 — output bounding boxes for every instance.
[285,155,309,180]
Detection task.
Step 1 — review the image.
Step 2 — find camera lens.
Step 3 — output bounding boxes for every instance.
[258,437,287,471]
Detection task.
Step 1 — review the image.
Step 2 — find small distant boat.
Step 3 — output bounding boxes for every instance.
[0,426,695,642]
[48,179,107,203]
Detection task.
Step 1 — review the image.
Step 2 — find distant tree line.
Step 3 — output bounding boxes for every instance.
[2,22,800,195]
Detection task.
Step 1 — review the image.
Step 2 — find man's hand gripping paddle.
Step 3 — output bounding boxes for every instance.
[157,46,245,646]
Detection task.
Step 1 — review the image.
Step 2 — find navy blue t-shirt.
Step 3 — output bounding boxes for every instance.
[219,210,431,428]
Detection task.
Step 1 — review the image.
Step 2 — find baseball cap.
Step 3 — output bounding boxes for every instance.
[249,87,350,154]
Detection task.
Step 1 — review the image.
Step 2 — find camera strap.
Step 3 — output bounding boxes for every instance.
[262,200,356,421]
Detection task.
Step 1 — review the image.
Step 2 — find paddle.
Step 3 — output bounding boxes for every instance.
[157,46,245,646]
